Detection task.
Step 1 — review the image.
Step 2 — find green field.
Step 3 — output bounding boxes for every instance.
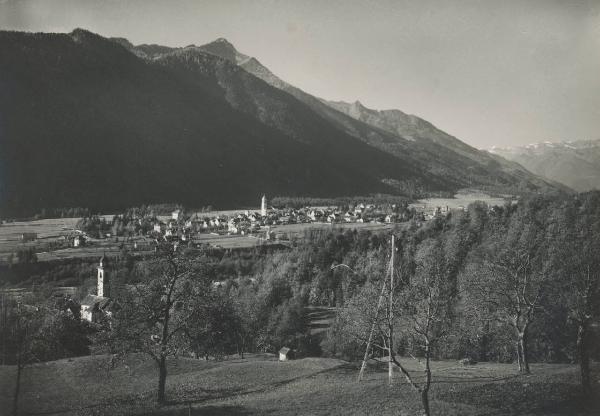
[0,217,396,263]
[0,354,597,415]
[0,216,118,262]
[194,222,396,250]
[409,192,514,212]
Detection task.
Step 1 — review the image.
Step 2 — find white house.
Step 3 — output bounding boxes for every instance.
[279,347,293,361]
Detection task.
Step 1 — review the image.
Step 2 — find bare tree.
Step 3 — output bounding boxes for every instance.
[554,196,600,395]
[3,299,43,416]
[465,244,548,373]
[109,242,210,404]
[566,262,600,396]
[462,203,552,376]
[389,239,455,416]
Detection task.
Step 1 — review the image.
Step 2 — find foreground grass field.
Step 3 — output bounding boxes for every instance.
[0,354,597,415]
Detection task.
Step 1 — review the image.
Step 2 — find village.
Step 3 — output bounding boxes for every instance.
[68,195,472,249]
[0,192,511,266]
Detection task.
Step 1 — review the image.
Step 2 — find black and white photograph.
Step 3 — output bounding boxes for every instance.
[1,1,599,415]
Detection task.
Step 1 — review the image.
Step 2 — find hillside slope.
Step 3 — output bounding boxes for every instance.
[1,354,596,415]
[490,140,600,192]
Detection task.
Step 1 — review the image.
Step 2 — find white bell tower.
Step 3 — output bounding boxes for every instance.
[261,195,267,217]
[97,255,108,297]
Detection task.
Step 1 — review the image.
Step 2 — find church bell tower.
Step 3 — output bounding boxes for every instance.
[97,255,108,298]
[261,195,267,217]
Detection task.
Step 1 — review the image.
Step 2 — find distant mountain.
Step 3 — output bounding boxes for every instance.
[489,140,600,192]
[0,30,558,216]
[195,38,556,196]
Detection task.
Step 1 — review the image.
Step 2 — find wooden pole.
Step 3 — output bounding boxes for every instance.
[358,274,387,381]
[388,234,394,385]
[358,234,396,383]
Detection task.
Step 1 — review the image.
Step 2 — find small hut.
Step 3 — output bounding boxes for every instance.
[279,347,293,361]
[21,232,37,242]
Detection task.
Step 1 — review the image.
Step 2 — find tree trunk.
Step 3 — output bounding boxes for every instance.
[420,388,430,416]
[157,356,167,404]
[12,328,24,416]
[239,336,245,359]
[421,341,432,416]
[517,330,530,373]
[521,329,530,373]
[12,362,22,416]
[577,323,591,396]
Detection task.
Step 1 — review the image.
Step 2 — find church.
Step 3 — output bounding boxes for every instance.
[80,255,112,323]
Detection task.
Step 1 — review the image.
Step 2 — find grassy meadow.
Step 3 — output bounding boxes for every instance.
[0,217,396,264]
[0,354,597,415]
[409,192,513,212]
[0,216,118,263]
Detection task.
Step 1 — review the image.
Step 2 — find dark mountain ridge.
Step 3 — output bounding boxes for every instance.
[0,29,558,216]
[0,29,438,216]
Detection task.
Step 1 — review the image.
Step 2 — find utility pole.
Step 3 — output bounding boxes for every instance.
[388,234,394,385]
[358,233,396,383]
[358,275,387,381]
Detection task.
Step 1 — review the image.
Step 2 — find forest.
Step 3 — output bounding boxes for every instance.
[2,191,599,413]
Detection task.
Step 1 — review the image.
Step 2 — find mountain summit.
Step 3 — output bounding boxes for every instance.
[198,37,250,65]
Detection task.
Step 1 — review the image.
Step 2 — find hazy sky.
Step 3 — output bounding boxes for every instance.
[1,0,599,148]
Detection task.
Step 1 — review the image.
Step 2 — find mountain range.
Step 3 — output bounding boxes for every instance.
[490,140,600,192]
[0,29,557,216]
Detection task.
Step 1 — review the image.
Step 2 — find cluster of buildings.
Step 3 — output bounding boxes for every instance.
[149,196,411,243]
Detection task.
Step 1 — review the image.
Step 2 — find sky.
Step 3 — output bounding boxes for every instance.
[1,0,599,149]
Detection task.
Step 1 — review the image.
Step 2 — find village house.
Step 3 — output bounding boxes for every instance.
[327,213,341,223]
[227,222,238,234]
[308,209,324,222]
[73,234,84,247]
[279,347,293,361]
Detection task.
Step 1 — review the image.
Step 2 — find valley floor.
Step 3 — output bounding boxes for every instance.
[0,354,598,415]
